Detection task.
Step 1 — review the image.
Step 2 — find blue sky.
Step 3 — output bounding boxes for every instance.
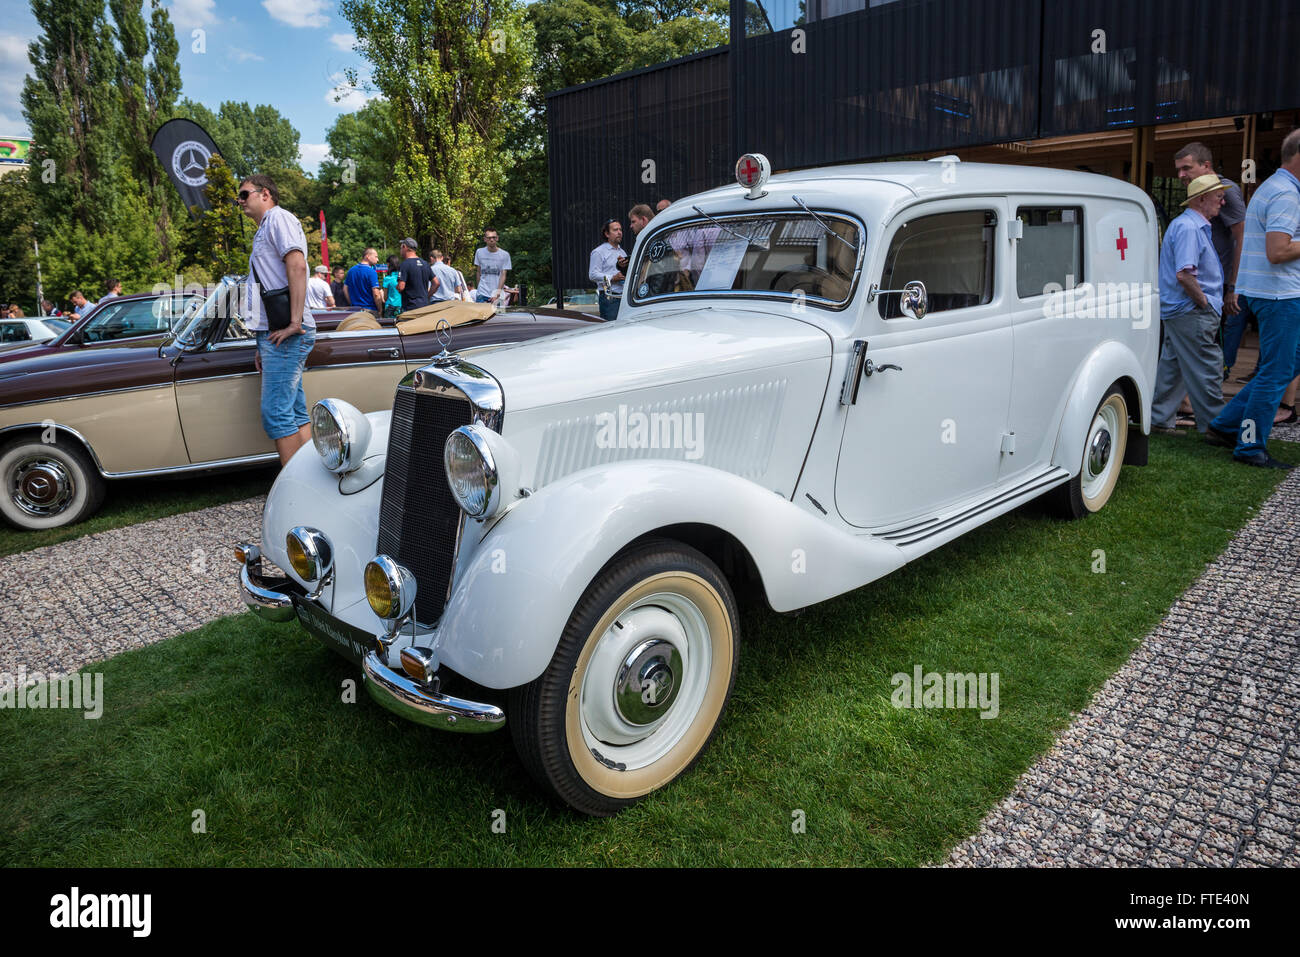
[0,0,376,174]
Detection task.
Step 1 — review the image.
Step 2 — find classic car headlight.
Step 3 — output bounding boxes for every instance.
[311,398,372,474]
[365,554,417,622]
[444,425,501,519]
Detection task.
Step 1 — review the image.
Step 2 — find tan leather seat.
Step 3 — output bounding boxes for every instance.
[336,312,382,332]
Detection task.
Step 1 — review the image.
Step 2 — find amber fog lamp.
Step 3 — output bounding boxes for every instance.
[234,543,260,565]
[286,526,333,585]
[311,398,372,474]
[365,554,416,622]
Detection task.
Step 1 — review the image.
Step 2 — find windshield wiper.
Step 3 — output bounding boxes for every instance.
[691,206,770,250]
[791,195,858,253]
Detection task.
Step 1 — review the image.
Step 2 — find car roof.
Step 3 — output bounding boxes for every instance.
[677,160,1153,212]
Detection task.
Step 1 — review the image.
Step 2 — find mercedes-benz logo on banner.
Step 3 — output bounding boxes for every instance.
[172,140,212,188]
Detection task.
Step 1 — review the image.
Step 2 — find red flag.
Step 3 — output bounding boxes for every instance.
[320,210,329,270]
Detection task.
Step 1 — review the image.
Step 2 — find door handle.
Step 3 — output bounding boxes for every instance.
[368,347,401,360]
[863,359,902,377]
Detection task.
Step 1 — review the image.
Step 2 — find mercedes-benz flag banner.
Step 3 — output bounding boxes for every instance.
[151,118,222,219]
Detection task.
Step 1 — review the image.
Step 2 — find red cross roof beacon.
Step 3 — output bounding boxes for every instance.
[735,153,771,200]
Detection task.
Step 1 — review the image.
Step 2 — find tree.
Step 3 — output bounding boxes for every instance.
[193,156,252,278]
[109,0,183,258]
[175,99,302,181]
[0,173,38,312]
[338,0,533,265]
[322,98,399,239]
[497,0,728,300]
[21,0,127,234]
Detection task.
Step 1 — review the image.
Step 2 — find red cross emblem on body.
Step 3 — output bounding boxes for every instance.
[1116,227,1128,261]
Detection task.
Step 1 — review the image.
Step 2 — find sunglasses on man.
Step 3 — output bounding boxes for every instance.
[236,188,265,202]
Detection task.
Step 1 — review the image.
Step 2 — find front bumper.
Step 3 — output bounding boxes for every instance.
[236,545,506,733]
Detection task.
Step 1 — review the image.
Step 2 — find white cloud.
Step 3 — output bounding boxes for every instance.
[329,33,356,52]
[227,46,264,62]
[298,142,330,173]
[0,33,33,136]
[325,72,376,111]
[262,0,330,29]
[168,0,217,31]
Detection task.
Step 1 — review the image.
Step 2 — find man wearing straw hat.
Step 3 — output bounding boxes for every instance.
[1205,129,1300,468]
[1152,173,1229,435]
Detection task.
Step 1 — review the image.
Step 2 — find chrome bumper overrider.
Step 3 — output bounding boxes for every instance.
[236,545,505,733]
[363,651,506,732]
[238,547,299,622]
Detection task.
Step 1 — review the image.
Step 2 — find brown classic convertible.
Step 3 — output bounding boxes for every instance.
[0,277,597,530]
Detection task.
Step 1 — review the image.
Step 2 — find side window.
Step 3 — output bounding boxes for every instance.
[0,322,30,342]
[878,209,996,318]
[1016,207,1083,298]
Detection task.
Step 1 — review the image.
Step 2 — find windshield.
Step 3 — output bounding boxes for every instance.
[45,318,71,332]
[78,294,205,343]
[629,211,863,308]
[172,277,246,347]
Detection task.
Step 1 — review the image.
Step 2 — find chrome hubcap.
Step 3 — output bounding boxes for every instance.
[1088,428,1112,475]
[615,639,682,726]
[11,457,74,516]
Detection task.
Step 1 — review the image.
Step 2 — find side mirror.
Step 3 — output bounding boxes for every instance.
[900,281,928,320]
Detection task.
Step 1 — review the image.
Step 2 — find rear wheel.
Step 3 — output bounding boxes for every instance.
[1050,386,1128,519]
[0,435,106,530]
[509,539,739,816]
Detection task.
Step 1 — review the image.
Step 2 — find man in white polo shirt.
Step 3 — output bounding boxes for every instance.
[237,173,317,466]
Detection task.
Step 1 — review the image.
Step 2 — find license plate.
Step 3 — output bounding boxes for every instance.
[292,594,375,665]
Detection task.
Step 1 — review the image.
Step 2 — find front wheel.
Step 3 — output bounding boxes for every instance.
[509,539,739,816]
[1049,385,1129,519]
[0,435,107,531]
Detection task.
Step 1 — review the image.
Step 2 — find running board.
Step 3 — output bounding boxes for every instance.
[871,467,1070,548]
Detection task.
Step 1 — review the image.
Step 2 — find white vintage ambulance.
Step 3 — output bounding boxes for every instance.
[238,155,1159,815]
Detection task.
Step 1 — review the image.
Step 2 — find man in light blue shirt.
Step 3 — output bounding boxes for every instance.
[1152,175,1227,434]
[588,219,627,321]
[1206,128,1300,468]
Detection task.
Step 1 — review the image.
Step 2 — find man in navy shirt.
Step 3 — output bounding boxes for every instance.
[345,248,384,312]
[396,238,434,310]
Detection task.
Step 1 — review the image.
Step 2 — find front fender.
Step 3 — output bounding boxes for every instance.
[1051,340,1151,475]
[437,461,907,689]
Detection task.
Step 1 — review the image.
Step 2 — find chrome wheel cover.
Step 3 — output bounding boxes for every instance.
[1081,400,1121,502]
[10,455,75,517]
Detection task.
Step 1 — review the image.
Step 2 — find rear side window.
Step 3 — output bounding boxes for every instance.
[878,210,996,318]
[0,322,31,342]
[1016,206,1083,298]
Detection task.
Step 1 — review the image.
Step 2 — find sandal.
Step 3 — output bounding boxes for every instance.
[1275,403,1297,425]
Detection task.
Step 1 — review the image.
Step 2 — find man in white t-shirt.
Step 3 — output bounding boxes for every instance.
[307,265,335,309]
[473,228,511,303]
[238,174,316,465]
[429,249,465,302]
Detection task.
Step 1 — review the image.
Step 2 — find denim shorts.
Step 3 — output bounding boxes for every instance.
[256,328,316,440]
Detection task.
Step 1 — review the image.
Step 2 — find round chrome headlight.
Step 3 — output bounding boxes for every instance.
[444,425,499,518]
[311,398,372,474]
[364,554,416,622]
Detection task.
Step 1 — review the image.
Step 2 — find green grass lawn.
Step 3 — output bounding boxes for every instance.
[1,435,1293,867]
[0,466,278,558]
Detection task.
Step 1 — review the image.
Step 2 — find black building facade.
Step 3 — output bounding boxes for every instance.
[547,0,1300,292]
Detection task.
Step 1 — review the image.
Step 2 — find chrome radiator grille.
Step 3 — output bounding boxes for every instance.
[377,386,473,625]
